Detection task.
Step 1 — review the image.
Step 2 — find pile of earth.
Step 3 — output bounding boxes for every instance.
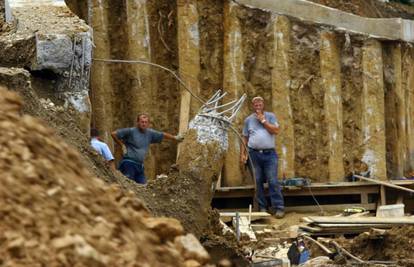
[308,0,414,18]
[0,86,213,267]
[344,226,414,266]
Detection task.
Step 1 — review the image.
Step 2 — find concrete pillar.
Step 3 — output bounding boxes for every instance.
[223,0,244,186]
[271,15,295,179]
[125,0,156,179]
[320,31,344,182]
[177,0,200,154]
[90,0,113,143]
[361,39,386,180]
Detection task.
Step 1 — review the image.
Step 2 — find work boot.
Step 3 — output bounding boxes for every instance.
[274,209,285,219]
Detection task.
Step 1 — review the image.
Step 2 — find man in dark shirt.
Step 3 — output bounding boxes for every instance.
[111,113,182,184]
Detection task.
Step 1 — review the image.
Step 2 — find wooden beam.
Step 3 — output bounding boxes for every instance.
[405,46,414,173]
[361,39,386,180]
[307,216,414,224]
[354,174,414,194]
[392,44,406,178]
[320,31,344,182]
[271,15,295,179]
[223,0,244,187]
[237,0,414,43]
[380,185,386,206]
[90,0,113,144]
[285,203,376,212]
[176,0,200,156]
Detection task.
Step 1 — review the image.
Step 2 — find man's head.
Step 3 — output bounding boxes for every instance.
[90,128,99,138]
[136,113,150,131]
[252,96,265,113]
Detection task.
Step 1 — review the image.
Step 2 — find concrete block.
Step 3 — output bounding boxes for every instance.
[376,204,405,217]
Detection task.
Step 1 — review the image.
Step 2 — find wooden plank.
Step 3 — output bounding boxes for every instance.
[308,216,414,224]
[285,203,377,212]
[361,193,369,204]
[220,212,270,218]
[220,211,270,223]
[316,223,395,228]
[217,180,414,191]
[380,185,386,205]
[355,175,414,194]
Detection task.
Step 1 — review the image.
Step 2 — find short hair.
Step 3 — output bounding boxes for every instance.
[137,113,150,121]
[90,128,99,137]
[252,96,264,103]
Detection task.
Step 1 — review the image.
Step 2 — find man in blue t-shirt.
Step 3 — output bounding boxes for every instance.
[111,113,183,184]
[90,128,115,170]
[240,96,285,218]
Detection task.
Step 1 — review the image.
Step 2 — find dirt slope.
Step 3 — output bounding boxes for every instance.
[0,86,211,266]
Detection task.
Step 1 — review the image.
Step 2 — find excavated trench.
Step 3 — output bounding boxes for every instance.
[3,0,414,265]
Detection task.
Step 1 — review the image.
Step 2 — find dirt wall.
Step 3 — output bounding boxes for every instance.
[289,22,328,180]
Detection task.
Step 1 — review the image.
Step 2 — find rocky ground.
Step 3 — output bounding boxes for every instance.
[0,86,216,266]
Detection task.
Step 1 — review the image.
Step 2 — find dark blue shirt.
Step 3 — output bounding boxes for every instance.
[116,127,163,163]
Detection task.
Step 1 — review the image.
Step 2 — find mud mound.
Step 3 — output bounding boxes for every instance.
[346,226,414,265]
[308,0,414,19]
[130,130,225,239]
[0,87,211,266]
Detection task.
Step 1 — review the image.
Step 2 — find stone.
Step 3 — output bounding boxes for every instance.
[143,217,185,241]
[174,234,210,264]
[184,259,201,267]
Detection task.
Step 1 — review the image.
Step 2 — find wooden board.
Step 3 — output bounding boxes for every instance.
[220,212,270,223]
[307,216,414,224]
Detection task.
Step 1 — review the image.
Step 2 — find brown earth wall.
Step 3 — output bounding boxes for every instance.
[289,21,328,181]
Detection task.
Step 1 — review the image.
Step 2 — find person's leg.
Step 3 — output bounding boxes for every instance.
[264,151,284,211]
[134,163,146,184]
[119,160,139,182]
[249,150,268,210]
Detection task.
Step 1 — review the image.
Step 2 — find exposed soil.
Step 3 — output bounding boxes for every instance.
[130,130,225,239]
[308,0,414,19]
[0,86,212,266]
[343,226,414,266]
[289,21,329,181]
[340,37,365,177]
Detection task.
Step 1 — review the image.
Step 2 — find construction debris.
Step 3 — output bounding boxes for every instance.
[300,215,414,235]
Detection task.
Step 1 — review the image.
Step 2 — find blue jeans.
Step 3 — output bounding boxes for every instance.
[249,149,284,210]
[118,159,146,184]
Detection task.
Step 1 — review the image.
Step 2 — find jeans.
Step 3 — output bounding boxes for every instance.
[249,149,284,210]
[118,158,146,184]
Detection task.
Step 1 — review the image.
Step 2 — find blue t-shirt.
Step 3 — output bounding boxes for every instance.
[91,138,114,161]
[242,112,279,150]
[116,127,164,163]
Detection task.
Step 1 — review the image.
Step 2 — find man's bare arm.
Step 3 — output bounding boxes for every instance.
[256,113,279,135]
[111,131,124,147]
[163,132,183,142]
[240,136,248,164]
[262,121,279,135]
